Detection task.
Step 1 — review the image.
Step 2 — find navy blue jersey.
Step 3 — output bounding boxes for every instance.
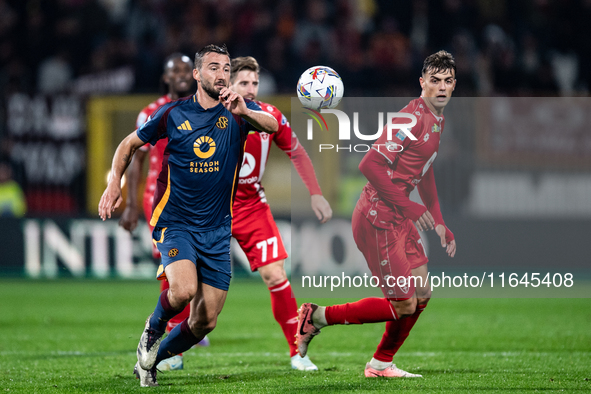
[136,95,261,231]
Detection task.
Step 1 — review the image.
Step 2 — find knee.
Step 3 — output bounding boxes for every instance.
[168,283,197,308]
[416,288,432,306]
[188,314,217,335]
[390,298,417,318]
[259,262,287,288]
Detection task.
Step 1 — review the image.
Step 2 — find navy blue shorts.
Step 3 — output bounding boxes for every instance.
[153,224,232,291]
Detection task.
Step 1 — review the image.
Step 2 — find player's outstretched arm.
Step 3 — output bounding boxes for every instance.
[118,148,147,232]
[219,87,278,133]
[99,131,146,220]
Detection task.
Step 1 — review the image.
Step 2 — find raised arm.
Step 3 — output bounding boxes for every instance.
[241,108,278,134]
[219,87,278,133]
[98,131,146,220]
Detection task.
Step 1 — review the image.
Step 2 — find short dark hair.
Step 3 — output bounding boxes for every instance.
[163,53,192,71]
[422,50,456,77]
[194,44,230,70]
[230,56,260,83]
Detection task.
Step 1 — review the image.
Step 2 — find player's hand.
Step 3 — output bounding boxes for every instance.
[414,210,435,231]
[219,87,247,116]
[436,224,456,257]
[98,181,123,221]
[119,206,139,232]
[311,194,332,224]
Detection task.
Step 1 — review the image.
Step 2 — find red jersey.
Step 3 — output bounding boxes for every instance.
[233,100,321,209]
[357,97,446,228]
[136,95,171,214]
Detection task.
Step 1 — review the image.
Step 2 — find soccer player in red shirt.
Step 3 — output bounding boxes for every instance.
[229,56,332,371]
[296,50,457,378]
[119,53,207,371]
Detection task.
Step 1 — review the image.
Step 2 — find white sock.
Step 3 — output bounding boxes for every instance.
[369,357,392,371]
[312,306,328,328]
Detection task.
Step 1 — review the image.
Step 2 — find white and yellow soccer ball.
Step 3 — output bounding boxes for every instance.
[296,66,344,110]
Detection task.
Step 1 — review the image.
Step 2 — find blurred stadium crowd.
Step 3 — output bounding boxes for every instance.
[0,0,589,279]
[1,0,590,218]
[1,0,589,97]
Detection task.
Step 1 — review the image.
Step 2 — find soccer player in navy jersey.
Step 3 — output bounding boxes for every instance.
[98,44,278,387]
[118,53,208,372]
[296,51,457,378]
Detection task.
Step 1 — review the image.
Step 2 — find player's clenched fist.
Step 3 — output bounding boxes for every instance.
[219,87,247,116]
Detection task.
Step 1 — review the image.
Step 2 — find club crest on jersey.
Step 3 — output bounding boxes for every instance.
[400,282,410,294]
[216,116,228,129]
[432,124,441,133]
[168,248,179,257]
[194,136,216,159]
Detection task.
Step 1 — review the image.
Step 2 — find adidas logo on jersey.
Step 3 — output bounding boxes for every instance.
[177,120,192,130]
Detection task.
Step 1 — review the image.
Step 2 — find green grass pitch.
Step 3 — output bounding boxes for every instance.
[0,279,589,393]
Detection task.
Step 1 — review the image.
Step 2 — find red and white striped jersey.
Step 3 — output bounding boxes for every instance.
[233,100,322,209]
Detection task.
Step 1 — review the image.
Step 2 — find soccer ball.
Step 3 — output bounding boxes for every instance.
[296,66,344,110]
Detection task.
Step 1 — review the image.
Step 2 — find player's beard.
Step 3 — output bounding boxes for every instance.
[201,78,225,100]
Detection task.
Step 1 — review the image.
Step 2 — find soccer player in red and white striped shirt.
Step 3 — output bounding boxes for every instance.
[229,56,332,371]
[296,51,457,378]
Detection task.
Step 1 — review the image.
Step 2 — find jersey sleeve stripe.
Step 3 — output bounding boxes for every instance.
[149,165,172,227]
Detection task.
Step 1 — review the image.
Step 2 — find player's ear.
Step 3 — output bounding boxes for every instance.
[193,68,200,82]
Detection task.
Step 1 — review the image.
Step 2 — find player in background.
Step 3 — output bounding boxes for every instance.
[118,53,208,372]
[99,44,278,387]
[296,51,457,378]
[230,56,332,370]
